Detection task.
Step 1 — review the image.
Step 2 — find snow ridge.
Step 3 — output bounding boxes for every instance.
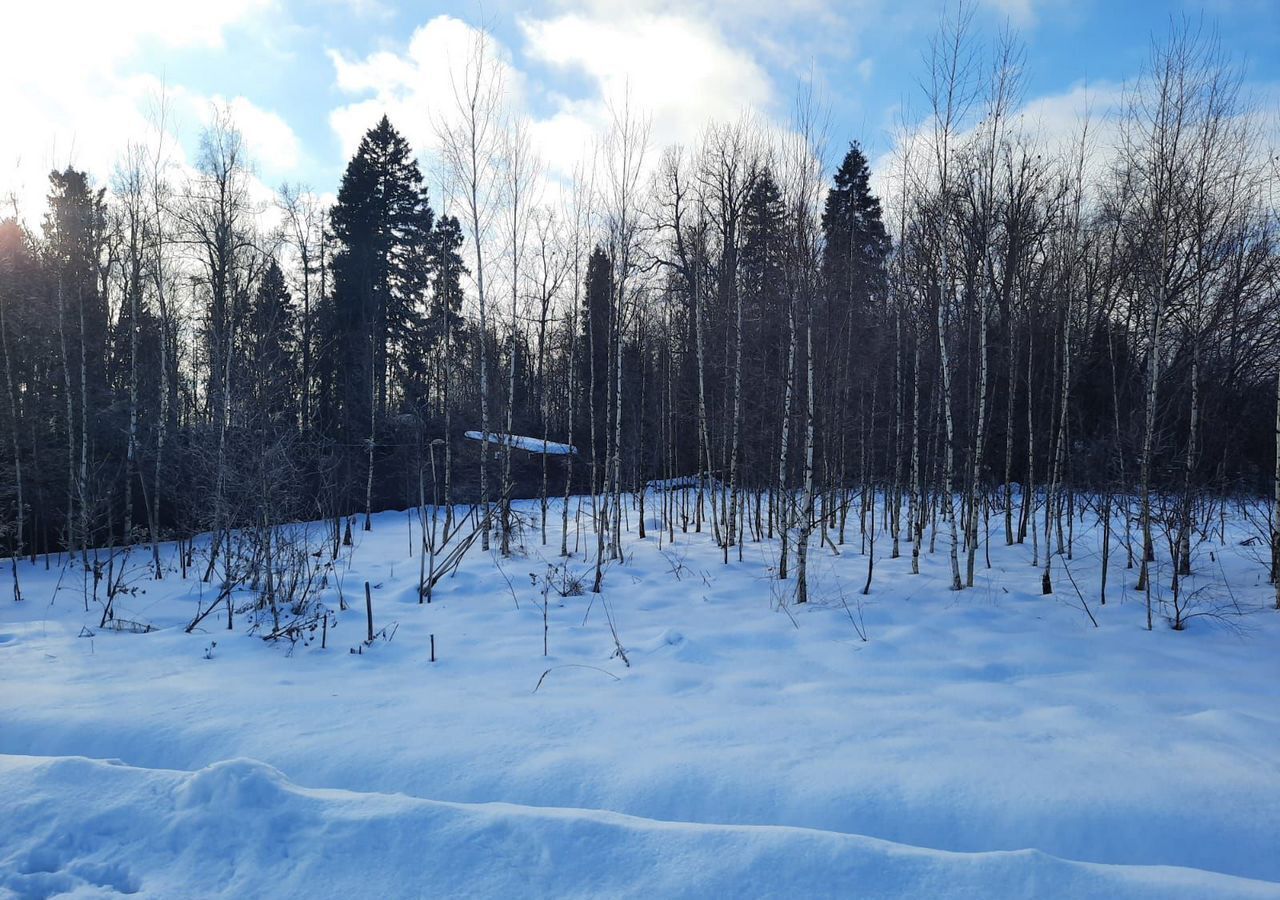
[3,753,1277,900]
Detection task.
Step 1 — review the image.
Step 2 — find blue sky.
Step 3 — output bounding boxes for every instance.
[4,0,1278,219]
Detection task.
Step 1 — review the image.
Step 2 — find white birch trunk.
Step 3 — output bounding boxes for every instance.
[725,259,744,564]
[966,285,989,586]
[937,285,963,592]
[777,299,797,580]
[910,340,923,575]
[1042,291,1072,594]
[1137,296,1161,629]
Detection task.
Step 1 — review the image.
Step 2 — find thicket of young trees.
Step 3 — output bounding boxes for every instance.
[1,15,1278,615]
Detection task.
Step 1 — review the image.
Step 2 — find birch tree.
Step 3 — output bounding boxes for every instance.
[438,28,503,549]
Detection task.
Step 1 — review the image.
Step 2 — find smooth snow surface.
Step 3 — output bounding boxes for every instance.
[2,494,1278,898]
[464,430,578,455]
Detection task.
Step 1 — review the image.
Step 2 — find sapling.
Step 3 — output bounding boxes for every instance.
[365,581,374,643]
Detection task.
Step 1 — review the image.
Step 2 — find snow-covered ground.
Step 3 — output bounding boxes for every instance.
[2,495,1278,898]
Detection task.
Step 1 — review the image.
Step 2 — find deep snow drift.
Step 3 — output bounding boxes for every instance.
[1,494,1278,898]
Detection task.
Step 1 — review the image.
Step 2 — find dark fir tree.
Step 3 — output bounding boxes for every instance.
[43,168,110,553]
[423,213,468,407]
[244,258,297,431]
[821,143,891,317]
[322,115,435,437]
[320,116,436,524]
[738,167,790,472]
[579,245,614,468]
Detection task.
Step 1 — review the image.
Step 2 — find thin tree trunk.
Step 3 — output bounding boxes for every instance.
[796,309,815,604]
[0,288,22,599]
[778,299,797,580]
[937,287,963,592]
[364,335,375,531]
[909,339,923,575]
[1042,288,1072,595]
[725,253,744,565]
[967,286,989,586]
[78,286,90,565]
[1180,343,1198,577]
[1136,296,1161,630]
[1273,358,1279,609]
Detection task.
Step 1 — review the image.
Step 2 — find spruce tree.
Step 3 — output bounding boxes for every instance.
[579,245,614,464]
[44,168,109,554]
[821,143,891,317]
[245,258,297,431]
[423,213,467,407]
[324,115,435,436]
[739,168,789,469]
[741,168,788,337]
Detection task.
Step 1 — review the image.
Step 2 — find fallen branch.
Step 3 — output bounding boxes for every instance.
[533,664,621,693]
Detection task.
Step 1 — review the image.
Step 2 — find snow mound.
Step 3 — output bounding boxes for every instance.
[2,753,1276,899]
[637,627,685,650]
[464,431,578,455]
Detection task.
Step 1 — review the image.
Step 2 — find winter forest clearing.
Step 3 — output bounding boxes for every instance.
[3,0,1280,895]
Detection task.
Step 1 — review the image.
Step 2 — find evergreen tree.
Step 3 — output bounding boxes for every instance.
[428,215,466,340]
[44,168,110,552]
[818,143,891,495]
[324,115,435,435]
[44,168,110,419]
[579,245,614,457]
[422,213,468,407]
[741,168,788,337]
[821,143,891,317]
[245,257,297,431]
[739,168,789,467]
[0,218,42,568]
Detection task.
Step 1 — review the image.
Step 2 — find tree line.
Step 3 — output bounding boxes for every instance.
[1,14,1277,615]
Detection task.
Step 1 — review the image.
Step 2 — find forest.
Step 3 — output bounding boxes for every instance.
[0,13,1278,624]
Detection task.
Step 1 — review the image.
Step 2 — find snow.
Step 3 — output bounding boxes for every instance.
[464,430,578,455]
[647,474,724,492]
[2,494,1279,897]
[4,755,1276,900]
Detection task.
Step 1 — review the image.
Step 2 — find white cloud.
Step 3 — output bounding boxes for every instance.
[218,97,304,175]
[327,15,525,165]
[326,9,781,191]
[978,0,1038,29]
[7,0,271,82]
[520,12,775,153]
[0,0,274,227]
[1,72,158,225]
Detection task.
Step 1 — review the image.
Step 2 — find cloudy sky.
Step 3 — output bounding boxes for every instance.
[3,0,1278,221]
